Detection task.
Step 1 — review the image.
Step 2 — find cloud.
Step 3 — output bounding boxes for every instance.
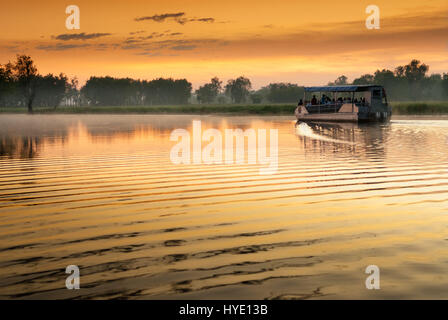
[135,12,216,25]
[125,31,184,43]
[171,45,197,51]
[135,12,185,22]
[191,18,214,23]
[122,10,448,62]
[36,43,91,51]
[173,17,215,25]
[1,44,20,51]
[115,38,223,56]
[52,33,112,41]
[129,30,145,35]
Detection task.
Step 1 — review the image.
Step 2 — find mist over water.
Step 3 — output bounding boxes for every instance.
[0,114,448,299]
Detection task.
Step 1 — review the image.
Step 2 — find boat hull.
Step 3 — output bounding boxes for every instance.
[295,106,391,123]
[296,112,359,122]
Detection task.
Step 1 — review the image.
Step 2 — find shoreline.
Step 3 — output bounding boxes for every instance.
[1,102,448,115]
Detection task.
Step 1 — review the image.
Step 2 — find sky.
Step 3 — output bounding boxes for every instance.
[1,0,448,89]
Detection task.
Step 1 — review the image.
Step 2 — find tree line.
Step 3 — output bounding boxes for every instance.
[0,55,76,112]
[1,55,448,113]
[330,60,448,101]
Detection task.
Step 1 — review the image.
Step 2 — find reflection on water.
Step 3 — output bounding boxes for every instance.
[0,137,41,159]
[0,114,447,299]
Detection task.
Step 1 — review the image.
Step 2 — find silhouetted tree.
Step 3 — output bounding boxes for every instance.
[250,92,262,104]
[143,78,192,105]
[353,74,374,85]
[64,77,81,106]
[443,73,448,99]
[225,76,251,103]
[403,59,429,82]
[265,83,304,103]
[34,73,69,108]
[81,76,142,106]
[328,75,348,86]
[0,63,16,107]
[13,55,38,113]
[196,77,222,103]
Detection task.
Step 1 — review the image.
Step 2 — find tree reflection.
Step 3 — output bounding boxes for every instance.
[0,136,41,159]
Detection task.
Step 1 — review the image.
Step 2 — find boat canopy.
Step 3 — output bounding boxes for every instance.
[304,85,381,92]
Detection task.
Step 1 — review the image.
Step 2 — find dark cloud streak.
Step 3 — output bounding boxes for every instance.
[135,12,185,22]
[53,33,112,41]
[36,43,91,51]
[135,12,215,25]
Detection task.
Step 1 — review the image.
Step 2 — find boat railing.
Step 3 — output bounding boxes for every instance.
[304,102,371,114]
[305,103,342,114]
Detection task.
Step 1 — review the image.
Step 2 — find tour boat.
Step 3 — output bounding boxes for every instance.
[295,85,392,122]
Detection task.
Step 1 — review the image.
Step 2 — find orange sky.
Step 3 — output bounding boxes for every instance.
[1,0,447,89]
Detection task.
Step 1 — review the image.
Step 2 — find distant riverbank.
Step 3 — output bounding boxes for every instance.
[1,102,448,115]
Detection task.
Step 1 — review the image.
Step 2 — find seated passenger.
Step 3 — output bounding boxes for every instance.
[298,99,303,106]
[311,95,317,105]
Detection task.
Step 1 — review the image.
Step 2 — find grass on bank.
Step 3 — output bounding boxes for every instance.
[389,102,448,114]
[0,104,296,115]
[1,102,448,115]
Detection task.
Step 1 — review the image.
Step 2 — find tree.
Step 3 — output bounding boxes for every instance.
[352,74,374,85]
[80,76,192,106]
[34,73,69,108]
[195,77,222,103]
[265,83,304,103]
[403,59,429,82]
[81,76,141,106]
[328,75,348,86]
[396,59,429,100]
[142,78,191,105]
[442,73,448,99]
[225,76,251,103]
[0,63,15,107]
[13,55,38,113]
[250,92,262,104]
[65,77,81,106]
[371,69,407,100]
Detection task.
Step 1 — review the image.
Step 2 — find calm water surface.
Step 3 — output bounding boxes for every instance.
[0,114,447,299]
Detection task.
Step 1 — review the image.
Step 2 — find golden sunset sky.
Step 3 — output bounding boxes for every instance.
[1,0,447,88]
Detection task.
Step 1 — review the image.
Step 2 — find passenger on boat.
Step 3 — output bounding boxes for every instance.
[320,95,326,104]
[311,95,317,105]
[298,99,303,106]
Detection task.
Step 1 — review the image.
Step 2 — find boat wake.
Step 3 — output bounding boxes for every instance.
[295,122,354,145]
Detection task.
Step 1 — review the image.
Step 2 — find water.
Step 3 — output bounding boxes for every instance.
[0,114,447,299]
